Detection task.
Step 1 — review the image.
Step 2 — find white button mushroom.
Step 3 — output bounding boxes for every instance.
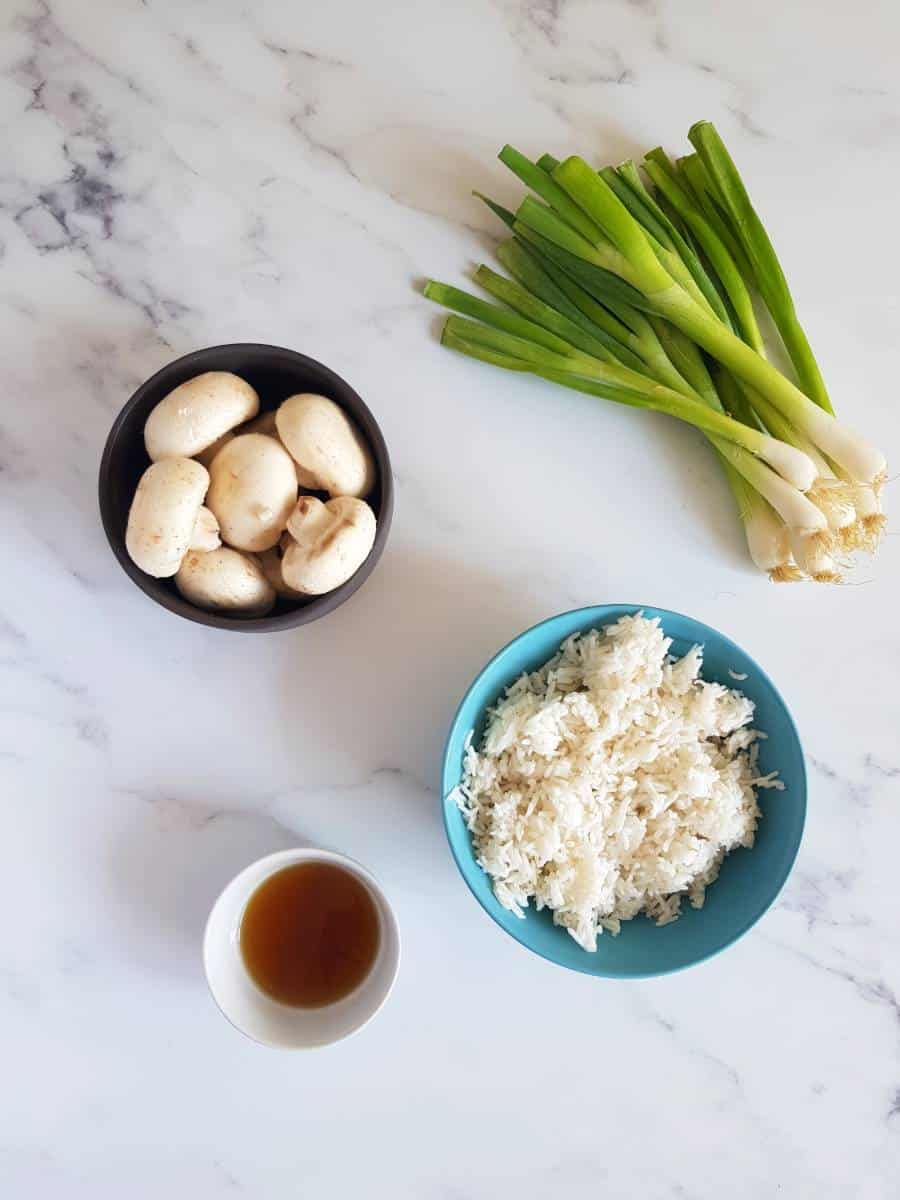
[281,495,377,595]
[194,430,235,468]
[175,547,276,616]
[240,410,279,438]
[257,541,306,599]
[275,393,375,498]
[189,506,221,552]
[125,458,210,578]
[205,433,297,552]
[144,372,259,461]
[239,409,307,486]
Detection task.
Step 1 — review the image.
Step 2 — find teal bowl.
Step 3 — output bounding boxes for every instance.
[441,605,806,978]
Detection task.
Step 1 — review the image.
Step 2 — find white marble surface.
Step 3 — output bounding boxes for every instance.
[2,0,899,1196]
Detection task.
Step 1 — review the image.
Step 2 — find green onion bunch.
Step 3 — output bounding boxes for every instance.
[424,122,886,583]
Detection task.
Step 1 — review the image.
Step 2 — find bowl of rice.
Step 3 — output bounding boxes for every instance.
[441,605,806,978]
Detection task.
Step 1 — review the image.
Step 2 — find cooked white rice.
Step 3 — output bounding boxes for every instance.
[454,613,781,951]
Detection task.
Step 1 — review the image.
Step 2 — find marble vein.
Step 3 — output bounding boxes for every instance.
[1,1,899,1197]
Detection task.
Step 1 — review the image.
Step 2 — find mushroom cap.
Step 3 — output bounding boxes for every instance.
[206,433,298,552]
[240,410,279,438]
[275,393,375,498]
[282,495,376,595]
[194,430,235,468]
[145,371,259,461]
[189,506,221,552]
[175,547,276,616]
[125,457,210,578]
[256,545,306,599]
[238,409,308,486]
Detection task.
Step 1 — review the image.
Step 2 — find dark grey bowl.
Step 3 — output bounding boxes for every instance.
[99,344,393,632]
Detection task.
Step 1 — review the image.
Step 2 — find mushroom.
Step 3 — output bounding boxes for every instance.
[195,430,235,468]
[275,393,375,498]
[189,506,221,552]
[239,409,307,486]
[240,410,279,438]
[205,433,298,552]
[175,547,276,616]
[257,539,306,599]
[144,372,259,461]
[281,495,376,595]
[125,457,210,578]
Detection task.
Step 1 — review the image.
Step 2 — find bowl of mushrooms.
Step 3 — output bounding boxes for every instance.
[99,344,393,631]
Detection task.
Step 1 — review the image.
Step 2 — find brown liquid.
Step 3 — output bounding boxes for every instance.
[239,861,380,1008]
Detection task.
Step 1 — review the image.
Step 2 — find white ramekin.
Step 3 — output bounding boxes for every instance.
[203,848,400,1048]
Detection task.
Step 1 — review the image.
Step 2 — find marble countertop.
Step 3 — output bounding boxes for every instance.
[3,1,899,1196]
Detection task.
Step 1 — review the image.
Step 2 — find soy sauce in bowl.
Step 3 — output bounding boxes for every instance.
[239,861,381,1008]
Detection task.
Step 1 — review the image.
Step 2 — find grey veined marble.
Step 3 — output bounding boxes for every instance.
[1,1,898,1197]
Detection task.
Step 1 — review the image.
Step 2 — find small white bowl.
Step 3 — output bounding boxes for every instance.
[203,848,400,1048]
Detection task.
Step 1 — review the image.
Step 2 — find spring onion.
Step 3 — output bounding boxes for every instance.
[426,290,818,490]
[549,155,886,487]
[687,121,832,413]
[424,123,886,582]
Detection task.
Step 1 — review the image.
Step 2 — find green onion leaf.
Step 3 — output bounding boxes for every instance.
[498,146,604,243]
[473,264,621,363]
[613,160,732,327]
[644,150,765,354]
[511,221,657,317]
[423,281,578,358]
[551,157,676,296]
[688,121,833,412]
[494,241,645,370]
